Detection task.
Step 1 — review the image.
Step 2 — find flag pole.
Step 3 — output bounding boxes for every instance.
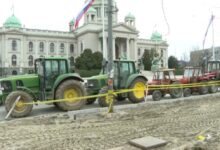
[212,13,215,61]
[102,0,107,59]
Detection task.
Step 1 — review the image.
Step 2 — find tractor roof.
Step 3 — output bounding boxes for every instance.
[184,66,202,69]
[155,68,175,72]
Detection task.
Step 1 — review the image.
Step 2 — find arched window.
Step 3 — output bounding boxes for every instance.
[81,42,83,53]
[12,40,17,51]
[50,43,55,53]
[60,43,65,53]
[12,70,17,75]
[29,42,33,52]
[70,44,74,53]
[39,42,44,52]
[12,55,17,66]
[138,48,141,56]
[28,55,34,66]
[69,56,74,66]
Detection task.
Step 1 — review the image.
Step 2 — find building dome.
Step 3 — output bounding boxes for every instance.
[151,31,162,41]
[125,12,135,20]
[87,7,96,13]
[4,14,22,28]
[69,18,75,26]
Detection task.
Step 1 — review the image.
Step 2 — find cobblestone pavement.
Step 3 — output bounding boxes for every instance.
[1,94,220,150]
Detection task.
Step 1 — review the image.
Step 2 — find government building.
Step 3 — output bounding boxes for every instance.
[0,0,168,76]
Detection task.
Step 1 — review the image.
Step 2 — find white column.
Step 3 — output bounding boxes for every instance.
[134,39,137,60]
[126,38,130,59]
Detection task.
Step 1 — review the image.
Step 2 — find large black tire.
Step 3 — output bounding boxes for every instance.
[152,90,162,101]
[128,78,147,103]
[5,91,33,118]
[209,85,217,93]
[55,80,86,111]
[183,88,191,97]
[86,98,96,105]
[198,81,208,95]
[170,82,183,98]
[98,87,115,107]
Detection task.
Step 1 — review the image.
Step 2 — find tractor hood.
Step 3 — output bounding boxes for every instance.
[0,74,39,82]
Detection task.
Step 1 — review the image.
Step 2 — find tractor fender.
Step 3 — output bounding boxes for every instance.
[52,73,84,98]
[125,74,148,88]
[16,86,38,101]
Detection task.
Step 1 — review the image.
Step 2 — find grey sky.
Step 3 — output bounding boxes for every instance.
[0,0,220,60]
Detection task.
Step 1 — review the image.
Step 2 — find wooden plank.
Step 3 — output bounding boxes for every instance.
[129,136,167,149]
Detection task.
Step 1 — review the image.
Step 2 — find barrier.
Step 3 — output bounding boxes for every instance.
[6,80,220,118]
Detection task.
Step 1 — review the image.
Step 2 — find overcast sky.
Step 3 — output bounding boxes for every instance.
[0,0,220,60]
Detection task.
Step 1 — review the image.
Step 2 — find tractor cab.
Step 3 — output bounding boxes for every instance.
[102,60,138,89]
[151,69,177,85]
[207,60,220,80]
[34,57,69,99]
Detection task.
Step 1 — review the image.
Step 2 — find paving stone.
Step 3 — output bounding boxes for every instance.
[129,136,167,149]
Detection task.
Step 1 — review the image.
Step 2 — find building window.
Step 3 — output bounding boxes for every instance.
[70,44,74,53]
[161,49,164,57]
[50,43,55,53]
[60,43,65,53]
[12,70,17,75]
[28,55,34,66]
[29,42,33,52]
[81,42,83,53]
[69,56,74,66]
[39,42,44,52]
[12,40,17,51]
[91,15,95,21]
[138,48,141,56]
[12,55,17,66]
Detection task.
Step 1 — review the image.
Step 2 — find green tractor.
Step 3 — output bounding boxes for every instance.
[0,57,86,118]
[84,59,148,106]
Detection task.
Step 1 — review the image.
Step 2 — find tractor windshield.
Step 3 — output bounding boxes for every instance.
[35,60,44,76]
[154,71,163,80]
[184,69,193,77]
[169,71,175,79]
[208,62,220,72]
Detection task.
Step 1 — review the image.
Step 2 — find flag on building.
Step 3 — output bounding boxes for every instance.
[203,15,215,49]
[74,0,95,29]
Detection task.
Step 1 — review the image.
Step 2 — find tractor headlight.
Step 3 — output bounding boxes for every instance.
[83,79,88,87]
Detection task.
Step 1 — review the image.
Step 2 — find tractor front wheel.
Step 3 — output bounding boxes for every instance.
[128,78,147,103]
[152,90,162,101]
[183,88,191,97]
[55,80,86,111]
[198,81,208,95]
[5,91,33,118]
[98,87,115,107]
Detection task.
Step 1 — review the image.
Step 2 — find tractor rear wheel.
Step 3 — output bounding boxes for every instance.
[55,80,86,111]
[5,91,33,118]
[86,98,96,105]
[152,90,162,101]
[183,88,191,97]
[198,81,208,95]
[170,82,183,98]
[98,87,115,107]
[128,78,147,103]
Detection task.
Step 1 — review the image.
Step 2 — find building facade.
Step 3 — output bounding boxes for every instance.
[190,47,220,66]
[0,0,168,76]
